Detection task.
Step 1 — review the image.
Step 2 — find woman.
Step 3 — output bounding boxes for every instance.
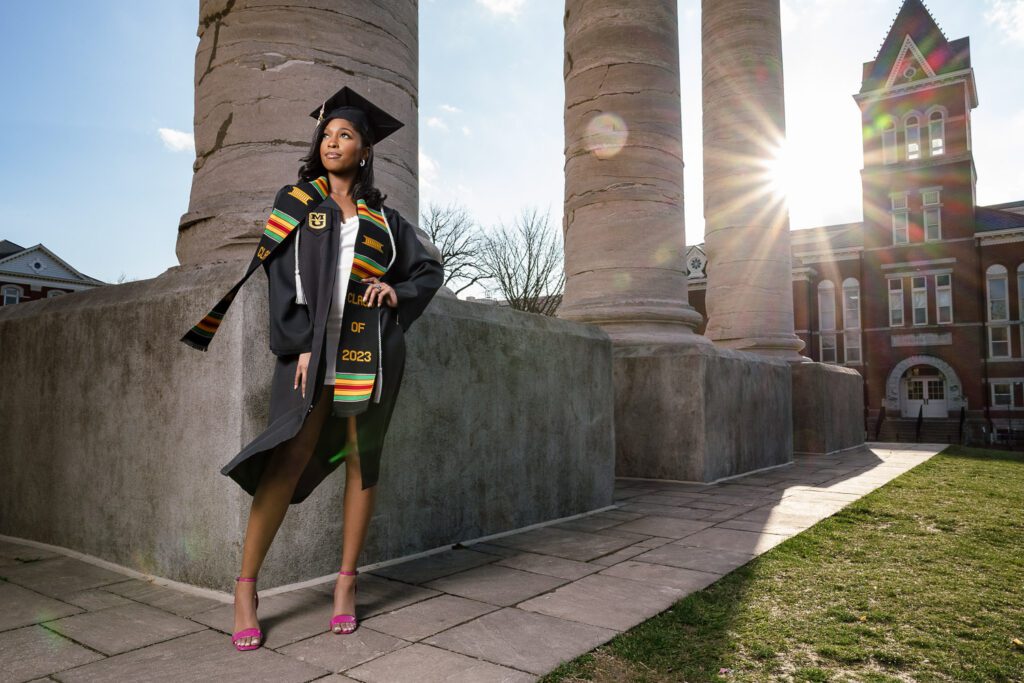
[180,86,444,651]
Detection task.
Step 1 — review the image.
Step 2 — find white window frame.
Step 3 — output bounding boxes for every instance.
[992,382,1013,407]
[1018,264,1024,356]
[935,273,953,324]
[911,275,928,326]
[842,277,861,363]
[927,107,946,157]
[922,187,942,241]
[2,285,22,306]
[888,278,905,327]
[988,264,1009,322]
[891,191,910,245]
[882,119,897,165]
[905,113,922,161]
[818,280,837,364]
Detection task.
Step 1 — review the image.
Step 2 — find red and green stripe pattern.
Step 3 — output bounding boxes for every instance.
[350,253,387,282]
[334,373,376,403]
[356,201,388,231]
[262,209,300,243]
[312,176,329,199]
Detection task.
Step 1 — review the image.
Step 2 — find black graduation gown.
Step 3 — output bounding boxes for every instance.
[220,191,443,503]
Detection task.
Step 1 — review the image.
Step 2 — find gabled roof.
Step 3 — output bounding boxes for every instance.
[0,243,106,285]
[976,206,1024,233]
[0,239,25,260]
[860,0,970,93]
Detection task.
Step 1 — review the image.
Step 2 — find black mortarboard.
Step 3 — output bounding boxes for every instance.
[309,86,404,145]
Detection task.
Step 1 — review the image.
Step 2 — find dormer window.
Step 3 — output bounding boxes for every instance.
[929,110,945,156]
[905,115,921,161]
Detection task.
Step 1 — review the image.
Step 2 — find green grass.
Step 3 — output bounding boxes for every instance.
[540,446,1024,683]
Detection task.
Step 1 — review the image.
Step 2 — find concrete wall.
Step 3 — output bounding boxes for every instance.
[792,361,865,455]
[0,264,615,591]
[614,344,793,482]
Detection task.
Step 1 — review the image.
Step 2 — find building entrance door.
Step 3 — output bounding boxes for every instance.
[903,377,947,418]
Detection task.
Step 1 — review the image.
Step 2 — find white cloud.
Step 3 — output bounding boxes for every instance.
[419,149,440,194]
[462,125,472,136]
[158,127,194,153]
[440,103,462,113]
[985,0,1024,45]
[427,116,449,131]
[476,0,526,18]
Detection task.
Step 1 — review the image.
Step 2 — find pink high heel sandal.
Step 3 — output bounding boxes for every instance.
[231,576,263,651]
[330,569,359,634]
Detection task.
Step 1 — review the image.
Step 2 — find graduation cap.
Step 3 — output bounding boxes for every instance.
[309,86,404,145]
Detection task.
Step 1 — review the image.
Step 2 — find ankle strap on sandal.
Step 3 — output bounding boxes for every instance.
[236,576,257,582]
[338,569,359,576]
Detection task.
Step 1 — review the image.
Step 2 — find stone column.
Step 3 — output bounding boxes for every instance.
[176,0,419,266]
[560,0,707,346]
[701,0,805,359]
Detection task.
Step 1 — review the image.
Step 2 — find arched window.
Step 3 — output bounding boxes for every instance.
[928,110,945,156]
[842,278,861,363]
[905,114,921,161]
[1,285,22,306]
[818,281,837,363]
[987,264,1010,358]
[882,119,897,165]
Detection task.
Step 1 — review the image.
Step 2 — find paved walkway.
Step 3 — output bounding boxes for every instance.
[0,443,944,683]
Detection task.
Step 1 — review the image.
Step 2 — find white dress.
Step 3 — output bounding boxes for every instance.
[294,212,361,386]
[323,213,361,385]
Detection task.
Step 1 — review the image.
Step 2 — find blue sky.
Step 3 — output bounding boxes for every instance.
[1,0,1022,290]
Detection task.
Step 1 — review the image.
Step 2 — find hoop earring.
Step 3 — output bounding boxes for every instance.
[360,159,366,167]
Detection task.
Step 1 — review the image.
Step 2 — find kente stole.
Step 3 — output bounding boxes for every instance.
[180,175,394,417]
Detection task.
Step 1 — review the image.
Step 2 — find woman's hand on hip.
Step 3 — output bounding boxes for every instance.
[361,277,398,308]
[294,351,311,398]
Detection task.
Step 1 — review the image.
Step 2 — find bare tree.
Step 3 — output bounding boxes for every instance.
[420,202,487,297]
[479,206,565,316]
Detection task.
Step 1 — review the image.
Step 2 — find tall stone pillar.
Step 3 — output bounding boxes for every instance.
[701,0,805,360]
[176,0,419,266]
[560,0,793,485]
[560,0,707,346]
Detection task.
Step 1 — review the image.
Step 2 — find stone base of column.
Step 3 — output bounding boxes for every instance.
[792,362,866,456]
[557,297,712,346]
[613,343,792,482]
[0,264,613,590]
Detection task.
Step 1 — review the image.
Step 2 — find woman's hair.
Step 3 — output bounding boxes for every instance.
[297,115,387,210]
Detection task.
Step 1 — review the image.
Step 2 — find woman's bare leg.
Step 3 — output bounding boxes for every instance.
[332,414,377,632]
[233,384,333,647]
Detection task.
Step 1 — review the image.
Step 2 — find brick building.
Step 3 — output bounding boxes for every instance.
[0,240,105,305]
[688,0,1024,443]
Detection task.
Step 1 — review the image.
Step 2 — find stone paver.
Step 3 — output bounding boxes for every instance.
[102,579,221,617]
[493,551,603,580]
[0,556,127,599]
[485,526,637,561]
[517,573,685,631]
[423,563,568,607]
[423,607,616,675]
[307,572,442,619]
[366,548,497,584]
[55,629,327,683]
[0,445,940,682]
[0,582,83,632]
[345,642,535,682]
[0,624,103,682]
[43,602,205,656]
[276,626,408,673]
[360,594,498,641]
